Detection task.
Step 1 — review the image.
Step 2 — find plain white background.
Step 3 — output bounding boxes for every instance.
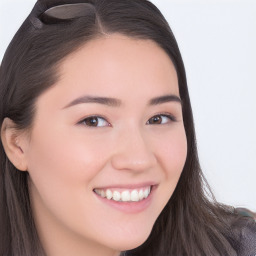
[0,0,255,211]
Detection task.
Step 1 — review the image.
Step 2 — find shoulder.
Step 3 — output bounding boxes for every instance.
[229,214,256,256]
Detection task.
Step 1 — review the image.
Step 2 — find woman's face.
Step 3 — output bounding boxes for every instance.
[24,34,187,255]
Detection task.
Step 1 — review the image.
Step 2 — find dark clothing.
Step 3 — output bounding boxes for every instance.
[231,215,256,256]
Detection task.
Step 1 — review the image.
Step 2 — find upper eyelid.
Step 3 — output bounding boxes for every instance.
[78,115,109,123]
[147,113,177,123]
[77,112,177,127]
[149,112,177,120]
[77,115,111,128]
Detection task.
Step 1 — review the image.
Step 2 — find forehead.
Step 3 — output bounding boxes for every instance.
[36,34,179,110]
[58,34,178,92]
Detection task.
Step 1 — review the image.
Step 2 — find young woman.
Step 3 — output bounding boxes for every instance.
[0,0,255,255]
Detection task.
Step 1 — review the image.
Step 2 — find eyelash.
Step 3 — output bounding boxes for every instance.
[78,115,110,128]
[78,113,177,128]
[147,113,177,125]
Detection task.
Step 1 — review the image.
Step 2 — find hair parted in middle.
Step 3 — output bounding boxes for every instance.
[0,1,241,256]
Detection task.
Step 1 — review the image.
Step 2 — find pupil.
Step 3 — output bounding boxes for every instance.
[152,116,161,124]
[87,117,98,126]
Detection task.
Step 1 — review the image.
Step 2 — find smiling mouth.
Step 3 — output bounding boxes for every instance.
[93,186,152,202]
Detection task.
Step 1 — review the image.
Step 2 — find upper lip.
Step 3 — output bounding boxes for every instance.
[93,181,158,190]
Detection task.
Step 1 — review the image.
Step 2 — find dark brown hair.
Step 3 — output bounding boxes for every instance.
[0,0,243,255]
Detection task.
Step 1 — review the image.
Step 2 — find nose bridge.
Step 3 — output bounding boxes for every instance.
[111,125,157,171]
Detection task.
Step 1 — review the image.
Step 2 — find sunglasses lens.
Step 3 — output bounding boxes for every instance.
[41,3,94,23]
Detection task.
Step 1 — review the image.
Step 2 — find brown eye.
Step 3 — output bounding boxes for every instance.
[80,116,109,127]
[147,114,176,125]
[84,117,98,126]
[148,115,162,124]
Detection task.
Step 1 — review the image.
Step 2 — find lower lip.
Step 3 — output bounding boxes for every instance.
[94,186,156,214]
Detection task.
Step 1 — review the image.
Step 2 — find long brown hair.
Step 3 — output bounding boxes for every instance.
[0,0,243,255]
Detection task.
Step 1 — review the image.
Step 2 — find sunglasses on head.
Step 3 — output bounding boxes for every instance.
[40,3,94,23]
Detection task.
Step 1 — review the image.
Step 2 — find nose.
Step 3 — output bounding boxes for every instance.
[111,128,157,172]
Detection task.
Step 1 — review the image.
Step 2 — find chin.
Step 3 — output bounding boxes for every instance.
[108,228,152,252]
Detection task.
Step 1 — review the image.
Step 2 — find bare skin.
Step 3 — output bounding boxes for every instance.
[1,34,187,256]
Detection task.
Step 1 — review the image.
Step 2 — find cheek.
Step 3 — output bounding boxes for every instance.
[27,128,107,182]
[25,126,114,213]
[158,127,187,175]
[154,127,187,201]
[26,126,115,236]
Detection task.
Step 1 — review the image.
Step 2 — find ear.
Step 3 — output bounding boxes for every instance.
[1,118,28,171]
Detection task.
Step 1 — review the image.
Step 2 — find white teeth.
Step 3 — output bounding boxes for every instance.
[100,190,105,198]
[121,190,130,202]
[94,188,100,194]
[106,189,112,200]
[112,191,121,201]
[94,186,152,202]
[130,190,139,202]
[144,187,150,198]
[139,189,144,200]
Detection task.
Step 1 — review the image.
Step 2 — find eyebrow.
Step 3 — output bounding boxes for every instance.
[149,94,181,106]
[63,94,181,109]
[63,96,121,108]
